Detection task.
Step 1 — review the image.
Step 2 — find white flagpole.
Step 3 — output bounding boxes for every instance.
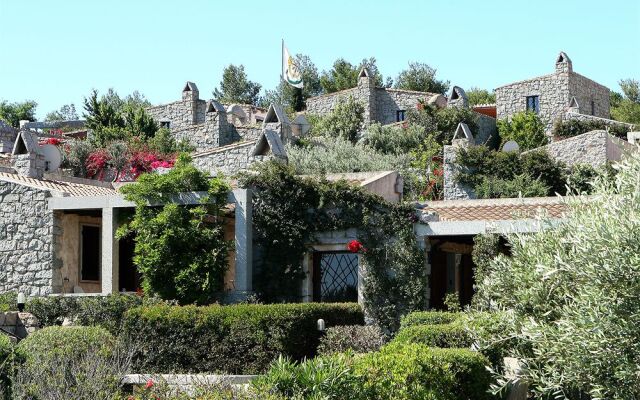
[281,39,284,83]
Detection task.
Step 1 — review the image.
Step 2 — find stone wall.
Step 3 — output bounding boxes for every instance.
[374,88,431,125]
[443,141,476,200]
[169,112,236,152]
[568,73,610,119]
[147,99,206,130]
[495,72,571,132]
[0,182,61,296]
[474,112,498,148]
[0,312,40,340]
[528,130,635,167]
[306,87,363,117]
[192,141,262,176]
[236,126,263,141]
[563,112,635,131]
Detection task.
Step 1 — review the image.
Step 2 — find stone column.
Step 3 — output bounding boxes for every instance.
[101,207,119,294]
[232,189,253,299]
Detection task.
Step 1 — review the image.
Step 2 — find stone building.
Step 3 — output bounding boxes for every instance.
[495,52,611,132]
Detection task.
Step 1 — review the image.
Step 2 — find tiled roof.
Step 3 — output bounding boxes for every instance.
[422,196,568,222]
[0,172,118,197]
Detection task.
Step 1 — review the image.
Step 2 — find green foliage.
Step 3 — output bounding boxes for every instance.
[565,163,617,195]
[261,54,322,112]
[497,111,548,151]
[13,326,125,400]
[473,152,640,398]
[359,122,438,155]
[552,117,632,139]
[455,146,568,198]
[118,155,230,304]
[45,103,79,121]
[0,293,16,312]
[392,323,472,348]
[471,234,505,305]
[240,162,426,331]
[146,127,195,154]
[319,57,386,93]
[122,103,159,140]
[466,87,496,106]
[394,62,449,94]
[311,96,364,142]
[317,325,385,355]
[121,302,363,374]
[400,311,460,330]
[354,343,492,400]
[25,293,167,333]
[0,99,37,127]
[0,334,13,395]
[611,78,640,124]
[406,104,479,145]
[63,139,95,176]
[213,64,262,105]
[443,292,462,312]
[252,353,357,399]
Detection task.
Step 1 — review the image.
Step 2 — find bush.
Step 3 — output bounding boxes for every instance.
[310,96,364,142]
[13,326,128,400]
[392,323,473,348]
[317,325,385,355]
[400,311,460,330]
[359,122,432,155]
[0,335,13,396]
[552,118,631,139]
[122,302,364,374]
[0,293,16,313]
[497,111,548,151]
[25,294,166,333]
[354,343,492,400]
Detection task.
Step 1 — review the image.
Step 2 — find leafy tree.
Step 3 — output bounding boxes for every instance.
[611,78,640,124]
[311,96,364,142]
[319,57,386,93]
[497,111,548,151]
[213,64,262,105]
[118,155,231,304]
[45,104,79,121]
[406,104,479,145]
[466,88,496,106]
[0,100,37,127]
[394,62,449,94]
[261,54,322,112]
[473,152,640,399]
[83,90,125,131]
[148,127,194,154]
[122,104,158,141]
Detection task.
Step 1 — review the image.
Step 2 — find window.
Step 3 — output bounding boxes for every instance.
[312,251,358,302]
[160,121,170,129]
[80,225,101,281]
[396,110,406,122]
[526,96,540,114]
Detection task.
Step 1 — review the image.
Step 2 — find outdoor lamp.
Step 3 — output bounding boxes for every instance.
[17,292,25,312]
[317,319,326,332]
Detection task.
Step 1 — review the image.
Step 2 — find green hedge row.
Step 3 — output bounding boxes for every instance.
[122,302,364,374]
[552,118,631,138]
[255,343,492,400]
[399,311,460,330]
[392,323,473,348]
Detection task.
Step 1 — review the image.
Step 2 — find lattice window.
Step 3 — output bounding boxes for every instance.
[314,252,358,302]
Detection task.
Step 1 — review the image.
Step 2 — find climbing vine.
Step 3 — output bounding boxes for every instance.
[118,154,231,304]
[239,161,426,332]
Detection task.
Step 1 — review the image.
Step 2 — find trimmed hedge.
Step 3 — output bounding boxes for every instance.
[392,323,473,348]
[317,325,385,355]
[354,343,492,400]
[122,302,363,374]
[25,294,167,333]
[552,118,631,138]
[399,311,460,330]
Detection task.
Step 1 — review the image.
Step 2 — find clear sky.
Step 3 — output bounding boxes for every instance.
[1,0,638,119]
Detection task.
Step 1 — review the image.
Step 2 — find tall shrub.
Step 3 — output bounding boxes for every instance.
[311,96,364,142]
[475,153,640,398]
[497,111,548,151]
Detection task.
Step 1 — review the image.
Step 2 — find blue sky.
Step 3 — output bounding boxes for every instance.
[1,0,638,119]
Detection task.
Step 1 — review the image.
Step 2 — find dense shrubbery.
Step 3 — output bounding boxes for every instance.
[473,153,640,398]
[406,103,479,145]
[455,146,567,198]
[392,323,472,348]
[13,326,128,400]
[309,96,364,142]
[497,111,548,151]
[552,117,631,138]
[317,325,385,355]
[121,302,363,374]
[25,293,166,333]
[399,310,460,329]
[255,343,492,400]
[359,122,435,155]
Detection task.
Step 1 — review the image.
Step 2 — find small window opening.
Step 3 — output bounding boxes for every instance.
[396,110,406,122]
[80,225,101,281]
[526,96,540,114]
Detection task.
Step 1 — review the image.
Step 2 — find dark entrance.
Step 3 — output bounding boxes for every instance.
[428,236,476,309]
[118,235,140,292]
[312,251,358,302]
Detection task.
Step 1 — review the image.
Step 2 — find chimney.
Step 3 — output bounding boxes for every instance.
[12,131,45,179]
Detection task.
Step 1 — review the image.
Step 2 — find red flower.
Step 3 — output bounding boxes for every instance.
[145,379,154,389]
[347,240,364,253]
[432,168,443,177]
[40,137,63,146]
[416,102,425,110]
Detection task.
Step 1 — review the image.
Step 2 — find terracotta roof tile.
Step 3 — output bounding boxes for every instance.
[423,197,568,222]
[0,172,118,197]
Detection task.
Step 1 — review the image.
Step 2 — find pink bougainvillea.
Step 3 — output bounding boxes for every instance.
[85,149,111,180]
[347,240,365,253]
[40,137,63,146]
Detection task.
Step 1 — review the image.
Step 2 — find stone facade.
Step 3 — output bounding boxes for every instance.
[0,312,40,340]
[0,121,17,154]
[475,113,498,147]
[495,52,610,132]
[306,68,438,126]
[0,181,62,296]
[443,140,476,200]
[527,130,636,167]
[192,141,260,176]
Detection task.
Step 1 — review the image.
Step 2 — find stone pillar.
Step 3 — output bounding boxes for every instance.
[101,207,119,294]
[443,140,476,200]
[232,189,253,299]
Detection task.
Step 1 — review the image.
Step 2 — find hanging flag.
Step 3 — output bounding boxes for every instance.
[282,41,304,88]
